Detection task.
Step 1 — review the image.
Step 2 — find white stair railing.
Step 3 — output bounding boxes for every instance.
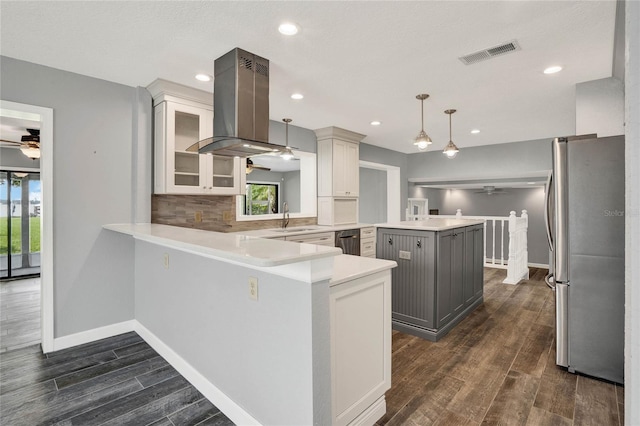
[429,209,529,285]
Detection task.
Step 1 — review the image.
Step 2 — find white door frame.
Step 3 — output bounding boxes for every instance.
[1,100,54,353]
[359,160,401,222]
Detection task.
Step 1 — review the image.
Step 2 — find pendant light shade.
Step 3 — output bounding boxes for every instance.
[442,109,460,159]
[280,118,295,160]
[414,94,432,151]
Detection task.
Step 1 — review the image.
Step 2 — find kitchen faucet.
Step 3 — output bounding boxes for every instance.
[282,202,289,229]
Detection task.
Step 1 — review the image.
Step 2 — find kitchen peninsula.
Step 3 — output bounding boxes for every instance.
[104,223,396,426]
[376,218,485,341]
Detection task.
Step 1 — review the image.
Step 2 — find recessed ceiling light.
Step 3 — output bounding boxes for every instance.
[291,93,304,100]
[470,129,480,134]
[370,121,381,126]
[195,74,212,82]
[543,66,562,74]
[527,182,535,184]
[278,22,299,36]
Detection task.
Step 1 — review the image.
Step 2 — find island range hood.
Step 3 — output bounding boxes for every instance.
[188,48,283,157]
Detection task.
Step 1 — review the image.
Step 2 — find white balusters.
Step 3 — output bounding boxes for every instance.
[427,209,529,284]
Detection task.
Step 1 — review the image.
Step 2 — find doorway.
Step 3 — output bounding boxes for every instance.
[0,100,53,352]
[359,161,401,223]
[1,171,41,279]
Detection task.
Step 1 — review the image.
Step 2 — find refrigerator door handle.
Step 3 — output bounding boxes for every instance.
[545,273,555,289]
[544,171,553,251]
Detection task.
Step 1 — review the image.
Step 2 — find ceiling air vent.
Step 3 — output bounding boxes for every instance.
[459,40,521,65]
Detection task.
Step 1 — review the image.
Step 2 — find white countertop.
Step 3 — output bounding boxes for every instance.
[330,254,397,286]
[237,223,375,239]
[104,223,342,267]
[376,218,485,231]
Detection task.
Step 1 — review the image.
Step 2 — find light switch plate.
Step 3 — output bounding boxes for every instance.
[248,277,258,301]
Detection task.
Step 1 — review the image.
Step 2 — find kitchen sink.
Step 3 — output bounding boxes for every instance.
[271,227,319,233]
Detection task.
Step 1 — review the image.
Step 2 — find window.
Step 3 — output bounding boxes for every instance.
[244,182,279,215]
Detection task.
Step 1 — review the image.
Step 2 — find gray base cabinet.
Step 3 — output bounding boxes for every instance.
[376,224,484,341]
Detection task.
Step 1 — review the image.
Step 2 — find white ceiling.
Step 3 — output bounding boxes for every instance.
[0,1,617,154]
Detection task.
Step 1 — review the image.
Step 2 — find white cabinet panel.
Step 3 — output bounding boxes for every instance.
[361,227,376,258]
[330,271,391,426]
[318,197,358,226]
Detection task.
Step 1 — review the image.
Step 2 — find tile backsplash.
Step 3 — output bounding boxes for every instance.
[151,194,317,232]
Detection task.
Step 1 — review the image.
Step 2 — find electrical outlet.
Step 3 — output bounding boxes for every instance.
[399,250,411,260]
[223,211,233,221]
[194,211,203,223]
[163,253,170,269]
[248,277,258,301]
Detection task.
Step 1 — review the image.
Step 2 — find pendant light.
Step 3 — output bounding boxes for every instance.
[280,118,295,160]
[442,109,460,159]
[413,94,432,151]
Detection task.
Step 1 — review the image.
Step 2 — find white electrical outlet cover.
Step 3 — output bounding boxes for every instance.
[248,277,258,301]
[399,250,411,260]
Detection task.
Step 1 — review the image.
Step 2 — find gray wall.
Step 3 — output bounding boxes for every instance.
[269,121,316,153]
[359,167,387,224]
[1,147,41,169]
[1,56,145,337]
[416,187,548,265]
[407,138,551,181]
[626,0,640,420]
[359,142,408,220]
[576,77,624,137]
[282,170,300,212]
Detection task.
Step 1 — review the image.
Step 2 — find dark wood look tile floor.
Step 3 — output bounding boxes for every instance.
[0,332,235,426]
[1,278,41,353]
[1,269,625,426]
[377,267,625,426]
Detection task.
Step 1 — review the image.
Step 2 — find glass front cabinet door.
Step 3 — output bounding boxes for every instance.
[154,100,243,195]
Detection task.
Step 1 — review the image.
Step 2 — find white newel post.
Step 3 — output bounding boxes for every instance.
[520,210,529,278]
[503,210,529,285]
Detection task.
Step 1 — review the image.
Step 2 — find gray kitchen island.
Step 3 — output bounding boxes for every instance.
[376,218,485,341]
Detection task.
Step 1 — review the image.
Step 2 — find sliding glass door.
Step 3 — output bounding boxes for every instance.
[0,171,41,279]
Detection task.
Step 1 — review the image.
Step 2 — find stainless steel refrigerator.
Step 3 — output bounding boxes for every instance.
[545,134,625,384]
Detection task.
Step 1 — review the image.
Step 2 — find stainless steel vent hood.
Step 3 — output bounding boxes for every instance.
[188,48,283,157]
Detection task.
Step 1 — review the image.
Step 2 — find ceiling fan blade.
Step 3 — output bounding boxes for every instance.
[0,139,22,145]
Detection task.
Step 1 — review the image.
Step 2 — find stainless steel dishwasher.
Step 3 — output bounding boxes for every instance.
[335,229,360,255]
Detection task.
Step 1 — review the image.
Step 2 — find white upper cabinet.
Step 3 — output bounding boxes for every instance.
[148,79,244,195]
[332,139,360,196]
[315,127,365,225]
[316,127,365,198]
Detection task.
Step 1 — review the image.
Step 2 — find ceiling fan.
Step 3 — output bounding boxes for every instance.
[475,185,508,195]
[0,128,41,159]
[245,158,271,174]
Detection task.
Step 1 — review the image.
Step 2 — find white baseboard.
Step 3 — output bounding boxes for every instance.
[133,321,260,426]
[528,262,549,269]
[52,320,136,352]
[349,396,386,426]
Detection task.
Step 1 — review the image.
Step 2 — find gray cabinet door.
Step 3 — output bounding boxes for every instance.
[436,231,452,327]
[436,230,464,327]
[451,230,465,317]
[464,225,485,307]
[377,229,435,330]
[473,225,484,298]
